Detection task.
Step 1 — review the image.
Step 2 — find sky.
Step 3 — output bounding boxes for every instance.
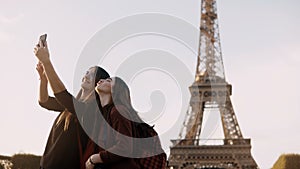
[0,0,300,168]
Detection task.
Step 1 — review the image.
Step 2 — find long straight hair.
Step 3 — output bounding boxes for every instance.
[112,77,144,123]
[56,66,110,131]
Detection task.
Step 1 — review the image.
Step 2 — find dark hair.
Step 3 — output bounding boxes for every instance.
[94,66,110,86]
[58,66,109,131]
[112,77,143,123]
[94,66,110,108]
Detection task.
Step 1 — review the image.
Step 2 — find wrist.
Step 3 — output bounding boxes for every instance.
[40,76,48,81]
[40,58,51,65]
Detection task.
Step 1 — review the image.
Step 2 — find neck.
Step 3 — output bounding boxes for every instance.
[80,88,93,101]
[99,93,112,107]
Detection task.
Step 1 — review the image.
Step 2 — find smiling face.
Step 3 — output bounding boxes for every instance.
[81,67,97,90]
[95,77,115,94]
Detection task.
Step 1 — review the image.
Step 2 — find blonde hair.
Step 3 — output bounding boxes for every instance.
[56,110,72,131]
[56,89,95,131]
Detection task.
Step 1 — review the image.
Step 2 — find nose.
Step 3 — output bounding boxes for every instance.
[83,74,90,80]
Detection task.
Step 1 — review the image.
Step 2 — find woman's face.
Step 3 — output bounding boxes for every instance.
[95,77,115,94]
[81,67,97,90]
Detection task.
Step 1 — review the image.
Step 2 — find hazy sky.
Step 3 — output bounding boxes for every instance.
[1,0,300,168]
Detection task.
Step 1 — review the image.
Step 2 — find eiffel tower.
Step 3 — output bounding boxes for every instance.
[168,0,259,168]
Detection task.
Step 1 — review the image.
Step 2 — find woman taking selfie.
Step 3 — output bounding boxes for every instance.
[34,38,110,169]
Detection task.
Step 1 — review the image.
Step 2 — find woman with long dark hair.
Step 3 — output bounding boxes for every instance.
[84,77,142,169]
[85,77,166,169]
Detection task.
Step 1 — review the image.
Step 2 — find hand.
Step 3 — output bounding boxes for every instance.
[85,154,103,169]
[36,62,47,81]
[85,157,95,169]
[33,40,50,63]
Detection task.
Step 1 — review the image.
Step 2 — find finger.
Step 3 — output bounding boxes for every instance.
[39,40,44,48]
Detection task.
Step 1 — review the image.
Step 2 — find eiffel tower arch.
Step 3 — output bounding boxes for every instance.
[168,0,259,168]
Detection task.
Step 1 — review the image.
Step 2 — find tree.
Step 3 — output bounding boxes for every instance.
[272,154,300,169]
[11,153,41,169]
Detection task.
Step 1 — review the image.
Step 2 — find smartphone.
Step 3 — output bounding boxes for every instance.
[39,34,47,46]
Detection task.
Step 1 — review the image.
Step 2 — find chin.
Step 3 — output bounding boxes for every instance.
[81,83,91,90]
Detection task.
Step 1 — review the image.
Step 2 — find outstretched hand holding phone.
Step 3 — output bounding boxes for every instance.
[33,34,66,94]
[34,34,50,63]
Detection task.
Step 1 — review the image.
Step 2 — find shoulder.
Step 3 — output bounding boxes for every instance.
[110,104,131,121]
[54,89,70,97]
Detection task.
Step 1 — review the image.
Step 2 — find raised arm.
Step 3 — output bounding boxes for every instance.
[36,62,49,103]
[34,41,66,94]
[36,61,64,112]
[34,41,87,115]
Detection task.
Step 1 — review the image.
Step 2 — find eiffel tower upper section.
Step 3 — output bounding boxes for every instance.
[168,0,259,168]
[195,0,225,81]
[178,0,244,143]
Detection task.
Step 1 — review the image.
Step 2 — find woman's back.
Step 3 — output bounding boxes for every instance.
[40,112,88,169]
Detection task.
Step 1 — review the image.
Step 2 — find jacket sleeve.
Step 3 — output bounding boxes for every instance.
[54,90,85,117]
[100,106,133,163]
[39,96,65,112]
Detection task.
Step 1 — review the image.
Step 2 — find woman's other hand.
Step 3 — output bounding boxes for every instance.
[36,61,47,81]
[85,158,94,169]
[85,154,103,169]
[34,40,50,63]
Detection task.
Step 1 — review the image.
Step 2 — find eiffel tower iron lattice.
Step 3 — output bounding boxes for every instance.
[168,0,259,168]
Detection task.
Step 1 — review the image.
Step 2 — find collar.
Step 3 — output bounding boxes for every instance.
[102,102,114,113]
